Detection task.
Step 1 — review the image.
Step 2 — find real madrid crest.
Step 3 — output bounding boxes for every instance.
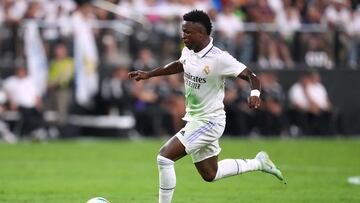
[203,65,210,75]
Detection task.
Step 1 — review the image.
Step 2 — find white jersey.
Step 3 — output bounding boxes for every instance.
[179,38,246,122]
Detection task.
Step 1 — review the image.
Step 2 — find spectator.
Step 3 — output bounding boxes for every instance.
[0,84,18,143]
[101,33,131,68]
[224,79,254,136]
[42,0,75,45]
[131,78,173,136]
[323,0,352,65]
[217,3,253,63]
[3,67,47,140]
[299,3,333,68]
[98,66,134,116]
[223,79,241,136]
[288,71,334,135]
[47,42,74,124]
[159,39,179,65]
[71,1,99,110]
[132,47,158,71]
[248,0,292,69]
[163,74,185,133]
[276,0,300,67]
[255,72,287,135]
[323,0,351,29]
[345,8,360,69]
[0,0,27,62]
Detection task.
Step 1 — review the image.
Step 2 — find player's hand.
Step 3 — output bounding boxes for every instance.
[248,96,261,109]
[128,70,150,81]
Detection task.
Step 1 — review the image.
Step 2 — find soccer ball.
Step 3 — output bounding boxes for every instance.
[86,197,110,203]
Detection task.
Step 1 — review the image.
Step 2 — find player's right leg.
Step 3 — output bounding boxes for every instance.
[157,136,187,203]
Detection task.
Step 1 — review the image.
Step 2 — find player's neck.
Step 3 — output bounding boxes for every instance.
[194,38,211,53]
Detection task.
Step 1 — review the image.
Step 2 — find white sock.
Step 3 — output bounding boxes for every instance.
[157,155,176,203]
[213,158,261,181]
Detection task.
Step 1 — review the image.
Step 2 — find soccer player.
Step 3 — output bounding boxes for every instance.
[129,10,284,203]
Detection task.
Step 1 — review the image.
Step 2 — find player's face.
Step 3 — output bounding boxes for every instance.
[181,21,203,51]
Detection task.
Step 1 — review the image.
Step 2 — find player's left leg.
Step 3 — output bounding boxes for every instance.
[157,136,187,203]
[194,152,284,182]
[195,154,262,182]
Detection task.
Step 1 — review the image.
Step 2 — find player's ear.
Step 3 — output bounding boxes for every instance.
[198,29,207,40]
[199,26,208,36]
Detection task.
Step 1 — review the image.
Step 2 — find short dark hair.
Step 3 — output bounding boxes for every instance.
[183,10,212,35]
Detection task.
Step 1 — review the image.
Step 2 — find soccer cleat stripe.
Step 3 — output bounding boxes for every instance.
[234,159,240,175]
[160,186,176,191]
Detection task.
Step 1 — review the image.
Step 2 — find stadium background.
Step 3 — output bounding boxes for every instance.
[0,0,359,203]
[1,0,360,139]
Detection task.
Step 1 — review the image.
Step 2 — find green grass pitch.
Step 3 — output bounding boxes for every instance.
[0,137,359,203]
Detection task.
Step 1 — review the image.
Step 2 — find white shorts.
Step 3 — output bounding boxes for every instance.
[175,120,225,163]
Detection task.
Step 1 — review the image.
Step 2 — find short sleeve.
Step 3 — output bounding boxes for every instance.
[217,51,246,77]
[179,47,189,65]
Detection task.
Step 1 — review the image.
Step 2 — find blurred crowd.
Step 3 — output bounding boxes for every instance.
[0,0,356,142]
[2,0,360,68]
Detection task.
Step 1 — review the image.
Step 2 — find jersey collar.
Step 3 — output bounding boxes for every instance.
[194,37,213,58]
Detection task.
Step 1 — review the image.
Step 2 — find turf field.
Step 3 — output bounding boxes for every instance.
[0,137,359,203]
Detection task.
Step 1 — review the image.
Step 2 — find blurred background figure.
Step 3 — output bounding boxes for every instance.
[345,8,360,69]
[0,81,17,143]
[132,47,158,71]
[288,71,334,136]
[3,67,46,140]
[47,42,74,124]
[100,33,131,68]
[131,77,173,137]
[214,2,252,63]
[72,1,99,110]
[163,74,185,133]
[323,0,351,66]
[224,79,254,136]
[255,72,287,136]
[98,66,134,116]
[0,0,359,138]
[247,0,293,69]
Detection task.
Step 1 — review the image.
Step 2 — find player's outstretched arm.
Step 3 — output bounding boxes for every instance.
[237,68,261,109]
[128,61,184,81]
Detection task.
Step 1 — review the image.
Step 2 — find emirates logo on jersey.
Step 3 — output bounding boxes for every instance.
[203,65,210,75]
[184,72,206,89]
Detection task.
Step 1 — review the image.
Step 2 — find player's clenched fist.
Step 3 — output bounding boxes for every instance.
[128,70,150,81]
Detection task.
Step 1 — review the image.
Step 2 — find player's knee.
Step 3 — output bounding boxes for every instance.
[200,170,217,182]
[157,154,174,168]
[159,146,167,156]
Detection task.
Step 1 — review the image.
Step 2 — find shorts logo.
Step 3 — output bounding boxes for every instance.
[180,130,185,136]
[203,65,210,75]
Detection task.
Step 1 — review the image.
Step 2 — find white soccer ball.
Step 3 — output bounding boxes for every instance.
[86,197,110,203]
